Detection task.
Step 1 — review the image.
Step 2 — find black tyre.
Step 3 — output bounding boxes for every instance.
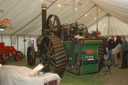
[14,51,23,61]
[27,47,36,65]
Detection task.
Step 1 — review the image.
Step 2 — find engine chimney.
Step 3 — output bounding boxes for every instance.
[41,4,47,35]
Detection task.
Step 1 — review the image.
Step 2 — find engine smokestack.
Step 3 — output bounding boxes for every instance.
[41,4,47,35]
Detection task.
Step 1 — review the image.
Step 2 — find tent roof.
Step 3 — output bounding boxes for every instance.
[0,0,128,36]
[92,0,128,24]
[88,15,128,36]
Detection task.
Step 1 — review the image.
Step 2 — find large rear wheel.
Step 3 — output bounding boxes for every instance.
[40,36,66,77]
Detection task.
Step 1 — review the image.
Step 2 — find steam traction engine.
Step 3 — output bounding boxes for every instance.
[27,4,104,77]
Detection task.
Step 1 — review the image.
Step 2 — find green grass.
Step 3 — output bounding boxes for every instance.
[5,58,15,62]
[61,71,104,85]
[6,58,37,69]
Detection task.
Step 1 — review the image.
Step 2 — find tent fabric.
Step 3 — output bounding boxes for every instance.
[92,0,128,24]
[88,15,128,36]
[0,0,127,36]
[0,65,61,85]
[0,0,107,35]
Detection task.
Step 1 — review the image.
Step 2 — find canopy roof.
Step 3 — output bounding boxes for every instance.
[0,0,128,36]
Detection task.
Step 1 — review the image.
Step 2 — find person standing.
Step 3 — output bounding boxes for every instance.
[113,36,122,66]
[120,36,128,69]
[109,36,116,50]
[116,36,122,59]
[108,36,116,65]
[116,36,122,45]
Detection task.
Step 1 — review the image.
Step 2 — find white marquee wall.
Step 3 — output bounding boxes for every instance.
[0,35,38,57]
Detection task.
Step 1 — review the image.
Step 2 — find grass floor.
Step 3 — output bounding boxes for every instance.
[3,57,128,85]
[5,58,104,85]
[61,71,104,85]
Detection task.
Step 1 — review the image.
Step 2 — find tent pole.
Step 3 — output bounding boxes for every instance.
[108,14,110,38]
[17,35,18,50]
[10,35,12,46]
[96,5,98,31]
[24,35,26,58]
[72,0,75,23]
[30,36,32,47]
[1,35,3,42]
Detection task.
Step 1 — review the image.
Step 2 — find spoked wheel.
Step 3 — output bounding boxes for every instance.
[40,36,66,77]
[46,15,62,38]
[78,24,88,36]
[2,53,9,60]
[78,24,86,31]
[27,47,36,65]
[14,51,23,61]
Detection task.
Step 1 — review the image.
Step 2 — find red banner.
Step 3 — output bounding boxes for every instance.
[63,26,70,29]
[86,49,94,54]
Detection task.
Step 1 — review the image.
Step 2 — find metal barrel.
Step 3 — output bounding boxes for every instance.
[41,4,47,35]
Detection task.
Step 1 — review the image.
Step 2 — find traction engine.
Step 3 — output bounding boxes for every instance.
[27,4,104,77]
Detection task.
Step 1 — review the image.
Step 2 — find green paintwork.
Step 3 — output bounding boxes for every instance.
[84,40,102,45]
[63,39,103,74]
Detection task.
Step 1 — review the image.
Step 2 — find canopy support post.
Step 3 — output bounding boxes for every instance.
[96,5,99,31]
[17,35,18,50]
[10,35,12,46]
[1,35,3,42]
[72,0,75,23]
[24,35,26,59]
[107,14,110,38]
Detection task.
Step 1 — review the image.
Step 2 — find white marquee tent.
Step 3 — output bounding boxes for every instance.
[0,0,128,56]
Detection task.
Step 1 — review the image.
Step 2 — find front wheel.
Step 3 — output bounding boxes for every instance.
[14,51,23,61]
[2,53,9,60]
